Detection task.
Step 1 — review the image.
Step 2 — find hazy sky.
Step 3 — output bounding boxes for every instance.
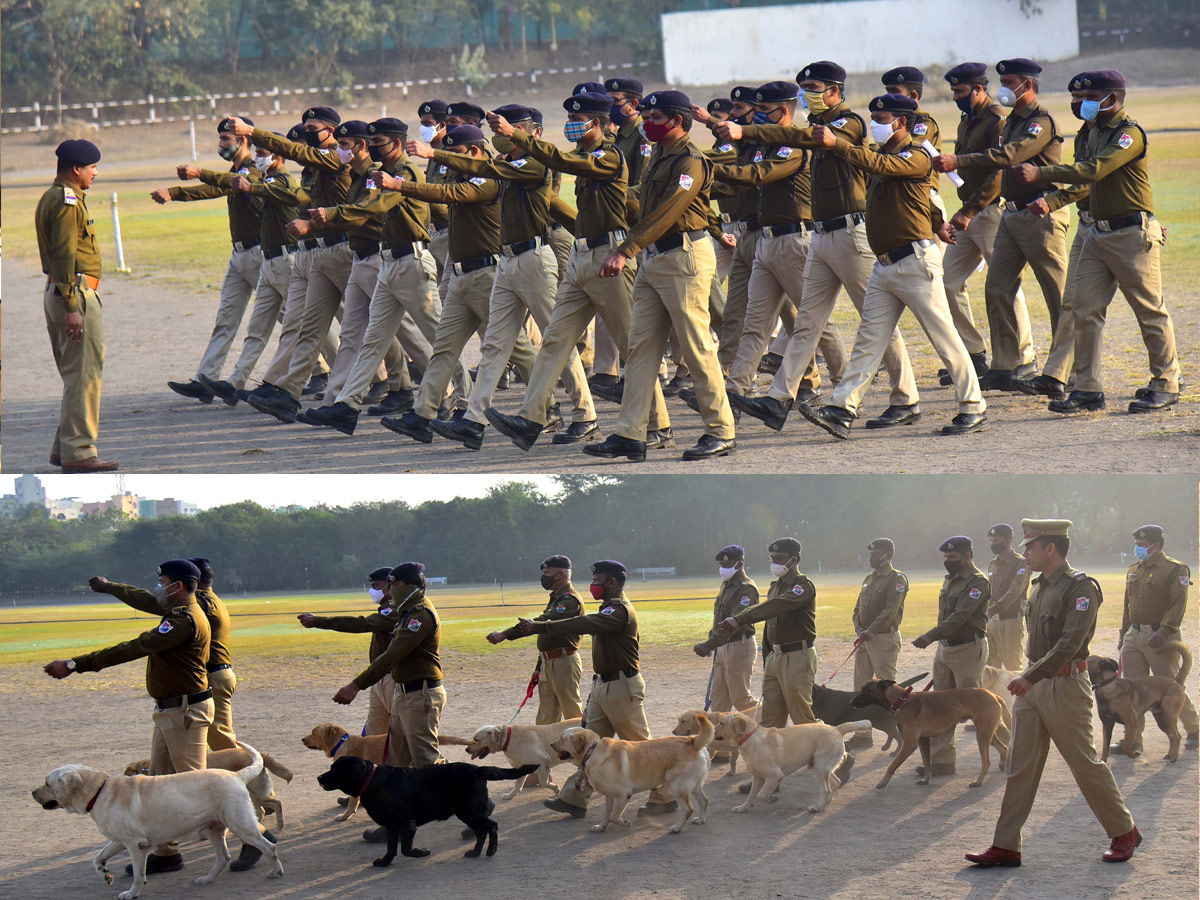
[1,474,561,509]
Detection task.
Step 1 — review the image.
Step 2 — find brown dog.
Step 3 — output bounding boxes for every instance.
[672,708,756,776]
[1087,643,1191,763]
[302,723,388,821]
[852,679,1011,788]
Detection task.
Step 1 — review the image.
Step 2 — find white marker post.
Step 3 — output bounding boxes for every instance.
[110,192,132,273]
[189,120,197,161]
[923,139,963,187]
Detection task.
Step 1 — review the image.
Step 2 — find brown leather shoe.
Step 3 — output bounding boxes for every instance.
[61,457,119,473]
[49,454,62,467]
[1103,826,1142,862]
[965,846,1021,867]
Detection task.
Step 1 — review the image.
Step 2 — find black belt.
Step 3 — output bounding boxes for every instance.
[776,639,813,653]
[501,236,542,256]
[1004,193,1044,212]
[384,240,427,260]
[318,233,348,247]
[453,254,499,275]
[399,678,442,693]
[942,633,985,647]
[155,688,213,709]
[1096,212,1147,232]
[649,229,708,255]
[262,246,292,260]
[596,667,639,682]
[761,221,812,238]
[741,216,761,232]
[578,231,625,250]
[301,238,321,250]
[877,239,933,265]
[354,243,380,260]
[731,631,753,642]
[233,238,260,251]
[814,212,865,233]
[206,663,232,673]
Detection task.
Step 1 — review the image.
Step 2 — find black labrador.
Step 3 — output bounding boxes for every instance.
[318,755,538,866]
[812,671,929,753]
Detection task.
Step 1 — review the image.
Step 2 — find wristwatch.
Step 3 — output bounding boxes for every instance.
[66,659,77,671]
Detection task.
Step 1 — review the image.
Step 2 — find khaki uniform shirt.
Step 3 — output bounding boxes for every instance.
[353,591,442,687]
[504,586,585,652]
[511,131,629,237]
[172,157,263,244]
[541,593,640,675]
[619,135,712,258]
[36,179,103,313]
[830,138,938,255]
[1023,563,1101,683]
[926,564,990,644]
[951,99,1006,216]
[310,601,401,663]
[732,569,817,648]
[852,564,908,633]
[710,140,764,224]
[955,99,1062,204]
[424,149,452,232]
[327,155,430,249]
[1037,108,1152,221]
[706,136,740,216]
[1122,553,1192,633]
[912,109,941,152]
[252,128,353,214]
[706,569,761,645]
[432,147,551,245]
[713,142,811,226]
[400,173,501,262]
[1044,124,1093,214]
[615,116,653,187]
[99,582,232,670]
[211,168,300,254]
[312,168,383,253]
[988,548,1031,619]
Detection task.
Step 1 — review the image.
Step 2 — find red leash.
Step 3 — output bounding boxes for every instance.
[822,638,864,686]
[507,668,541,725]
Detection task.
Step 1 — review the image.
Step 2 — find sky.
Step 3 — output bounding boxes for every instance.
[0,474,561,509]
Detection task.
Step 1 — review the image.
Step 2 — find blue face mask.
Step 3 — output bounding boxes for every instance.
[1079,94,1113,122]
[955,95,976,117]
[609,102,629,126]
[1134,545,1151,560]
[752,110,772,125]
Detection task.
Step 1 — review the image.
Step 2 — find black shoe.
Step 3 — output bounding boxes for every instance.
[382,410,434,443]
[1011,374,1067,400]
[865,403,921,429]
[365,381,389,403]
[758,352,783,375]
[941,411,987,435]
[682,434,736,461]
[798,403,854,440]
[197,373,239,406]
[662,374,691,396]
[1049,390,1106,414]
[588,373,621,389]
[729,392,793,432]
[1128,390,1179,413]
[1135,379,1185,398]
[247,390,300,423]
[301,373,328,397]
[229,830,276,872]
[938,367,953,387]
[235,388,255,402]
[583,434,647,461]
[794,387,822,406]
[125,853,183,876]
[1014,361,1039,380]
[168,379,215,403]
[833,752,855,785]
[430,415,485,450]
[496,366,511,390]
[552,420,599,445]
[407,361,424,382]
[978,369,1016,392]
[318,401,360,435]
[646,427,675,450]
[542,402,563,433]
[485,408,543,451]
[247,383,281,401]
[591,380,625,404]
[971,352,989,376]
[543,797,586,818]
[363,826,388,843]
[679,387,701,414]
[367,388,415,416]
[295,407,330,426]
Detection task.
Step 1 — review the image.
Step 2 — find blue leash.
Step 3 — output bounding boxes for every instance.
[703,655,716,712]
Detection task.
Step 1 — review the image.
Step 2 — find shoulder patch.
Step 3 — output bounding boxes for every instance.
[600,606,615,615]
[62,186,78,205]
[640,143,652,157]
[555,603,567,613]
[776,146,793,158]
[792,584,805,596]
[469,176,487,185]
[899,150,912,159]
[265,176,275,183]
[718,143,734,152]
[510,158,528,168]
[753,150,764,162]
[593,149,607,158]
[913,123,928,136]
[1017,568,1026,575]
[1117,132,1133,150]
[831,117,848,129]
[1075,597,1090,611]
[678,173,694,189]
[740,596,751,606]
[896,582,906,591]
[379,607,392,616]
[238,167,250,175]
[1073,571,1088,582]
[157,621,174,634]
[1182,575,1191,586]
[969,588,982,599]
[406,618,422,632]
[1027,121,1043,136]
[438,165,448,174]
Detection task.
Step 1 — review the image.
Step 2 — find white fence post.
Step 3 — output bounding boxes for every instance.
[189,120,197,161]
[111,193,132,273]
[148,93,156,122]
[33,100,41,130]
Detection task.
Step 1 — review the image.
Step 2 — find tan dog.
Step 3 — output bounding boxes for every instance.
[672,707,756,776]
[302,723,388,821]
[981,666,1019,709]
[713,713,869,813]
[449,718,582,800]
[124,745,292,831]
[852,679,1011,788]
[1088,644,1192,763]
[551,719,714,834]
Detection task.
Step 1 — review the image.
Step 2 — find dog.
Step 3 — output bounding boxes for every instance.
[124,745,292,831]
[672,708,755,775]
[712,713,869,813]
[302,723,388,821]
[33,742,282,899]
[551,719,713,835]
[448,718,582,799]
[1088,644,1192,763]
[852,679,1011,788]
[811,676,932,754]
[317,755,537,866]
[981,666,1019,709]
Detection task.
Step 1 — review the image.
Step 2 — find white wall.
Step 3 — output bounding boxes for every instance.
[661,0,1078,87]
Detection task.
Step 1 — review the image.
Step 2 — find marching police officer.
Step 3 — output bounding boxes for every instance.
[852,538,908,688]
[985,524,1031,671]
[693,545,760,715]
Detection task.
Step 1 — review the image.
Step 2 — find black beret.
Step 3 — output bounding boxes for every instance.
[564,92,613,118]
[707,98,735,115]
[541,554,572,570]
[1079,69,1126,91]
[639,90,691,115]
[369,117,408,138]
[492,104,533,124]
[945,62,989,86]
[367,566,393,582]
[1068,71,1091,92]
[867,538,895,553]
[755,80,799,103]
[573,81,606,95]
[443,124,486,146]
[302,106,341,125]
[715,544,745,565]
[882,66,925,87]
[591,560,627,578]
[939,535,973,553]
[218,116,252,134]
[335,120,371,140]
[1131,524,1164,544]
[996,58,1042,77]
[529,107,544,125]
[987,523,1014,539]
[605,76,644,98]
[158,559,202,582]
[187,557,214,574]
[388,561,426,585]
[286,123,306,142]
[55,139,101,166]
[419,99,449,118]
[768,537,802,556]
[447,101,485,122]
[869,93,920,115]
[730,86,757,102]
[797,60,846,85]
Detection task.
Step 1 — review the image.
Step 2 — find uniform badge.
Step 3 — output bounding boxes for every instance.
[63,186,78,206]
[1182,575,1191,585]
[899,150,912,158]
[1075,597,1090,611]
[407,619,422,631]
[438,165,448,174]
[862,580,871,588]
[640,143,652,157]
[379,607,392,616]
[678,173,694,189]
[753,150,764,162]
[238,167,250,175]
[718,143,734,152]
[1017,568,1026,575]
[831,118,848,129]
[265,176,275,183]
[1027,122,1043,136]
[157,621,174,634]
[740,596,751,606]
[969,588,982,599]
[365,178,376,190]
[469,177,486,185]
[600,606,615,615]
[555,603,567,613]
[792,584,805,595]
[896,583,906,591]
[510,158,528,168]
[593,149,606,158]
[1117,133,1133,149]
[913,123,928,136]
[776,146,793,158]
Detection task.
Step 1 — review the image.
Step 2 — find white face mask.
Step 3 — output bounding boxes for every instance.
[253,155,273,173]
[769,562,790,577]
[719,566,738,581]
[869,120,896,145]
[336,146,355,165]
[996,85,1022,108]
[419,124,440,143]
[154,582,179,607]
[368,587,385,603]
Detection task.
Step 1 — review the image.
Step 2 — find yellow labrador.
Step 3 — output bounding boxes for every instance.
[551,719,713,835]
[672,707,756,776]
[32,742,282,899]
[981,666,1019,709]
[457,718,582,799]
[301,723,387,821]
[714,713,869,813]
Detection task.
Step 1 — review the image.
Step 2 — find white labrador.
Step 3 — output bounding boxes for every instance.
[455,717,582,799]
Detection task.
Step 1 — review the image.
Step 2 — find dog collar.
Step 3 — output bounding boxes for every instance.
[737,726,758,747]
[501,726,513,752]
[331,733,350,757]
[1091,675,1120,692]
[357,762,378,798]
[890,686,914,712]
[86,778,108,813]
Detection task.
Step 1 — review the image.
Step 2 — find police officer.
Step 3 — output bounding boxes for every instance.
[1119,524,1199,750]
[36,139,115,471]
[693,544,760,716]
[852,538,908,688]
[418,100,453,299]
[584,90,737,462]
[911,535,990,777]
[488,554,584,722]
[44,559,212,874]
[157,117,263,404]
[985,524,1031,671]
[966,519,1141,867]
[1011,69,1181,414]
[882,66,947,261]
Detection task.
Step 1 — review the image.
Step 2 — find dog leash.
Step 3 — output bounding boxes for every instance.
[507,666,541,725]
[702,654,717,711]
[822,637,864,687]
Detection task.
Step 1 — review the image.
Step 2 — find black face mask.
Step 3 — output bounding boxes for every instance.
[944,559,964,576]
[368,143,385,162]
[540,573,557,591]
[868,553,889,569]
[303,130,326,148]
[733,112,753,126]
[990,542,1007,555]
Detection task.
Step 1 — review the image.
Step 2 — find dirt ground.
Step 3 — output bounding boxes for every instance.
[3,630,1197,900]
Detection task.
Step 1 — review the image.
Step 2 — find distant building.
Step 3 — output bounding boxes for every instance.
[15,475,46,508]
[0,496,19,518]
[181,501,200,517]
[48,498,83,521]
[138,499,158,519]
[81,501,110,517]
[110,492,139,519]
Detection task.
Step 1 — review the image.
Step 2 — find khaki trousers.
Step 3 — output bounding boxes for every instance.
[518,244,665,430]
[992,670,1134,852]
[536,651,584,724]
[279,242,353,397]
[44,285,105,463]
[768,222,917,408]
[547,225,573,285]
[365,674,395,737]
[710,635,758,713]
[228,251,293,389]
[323,254,387,402]
[761,646,817,726]
[941,203,1014,356]
[1042,217,1093,384]
[465,245,589,426]
[387,682,446,767]
[150,697,214,854]
[853,630,902,689]
[986,617,1025,671]
[1072,216,1180,394]
[430,227,451,303]
[261,247,332,385]
[617,238,735,441]
[207,666,238,751]
[1121,625,1199,735]
[829,245,984,416]
[717,225,759,372]
[983,207,1069,369]
[592,316,622,378]
[930,637,987,766]
[670,236,727,371]
[196,245,262,381]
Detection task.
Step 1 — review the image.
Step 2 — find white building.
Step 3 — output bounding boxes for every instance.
[14,474,46,508]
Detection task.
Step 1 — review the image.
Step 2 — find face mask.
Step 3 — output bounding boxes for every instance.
[733,112,753,126]
[367,143,387,163]
[610,103,629,126]
[1079,95,1113,122]
[492,135,513,153]
[253,155,273,173]
[752,110,772,125]
[641,119,672,142]
[719,566,738,581]
[869,120,896,145]
[868,553,889,569]
[419,124,440,143]
[368,587,385,603]
[303,129,326,147]
[540,573,557,590]
[990,542,1007,556]
[943,559,963,576]
[996,84,1023,108]
[1134,545,1151,561]
[955,94,977,117]
[803,90,829,114]
[769,562,790,577]
[217,144,239,161]
[589,583,606,600]
[1070,101,1084,120]
[336,146,355,165]
[154,582,178,606]
[564,119,591,143]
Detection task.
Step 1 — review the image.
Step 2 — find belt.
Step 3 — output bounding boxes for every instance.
[1003,193,1044,212]
[383,240,427,260]
[301,238,321,250]
[877,238,933,266]
[542,647,578,660]
[49,273,102,292]
[942,633,984,647]
[1079,210,1095,226]
[550,223,566,232]
[262,245,292,260]
[317,233,348,247]
[1130,623,1163,631]
[233,238,261,251]
[1095,212,1148,232]
[155,688,213,709]
[575,230,626,251]
[398,678,442,693]
[761,221,812,239]
[741,216,761,233]
[453,254,499,275]
[501,236,543,257]
[648,229,708,256]
[729,631,753,642]
[596,667,639,682]
[206,663,232,673]
[775,639,813,653]
[354,243,380,260]
[1054,659,1088,677]
[813,212,865,233]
